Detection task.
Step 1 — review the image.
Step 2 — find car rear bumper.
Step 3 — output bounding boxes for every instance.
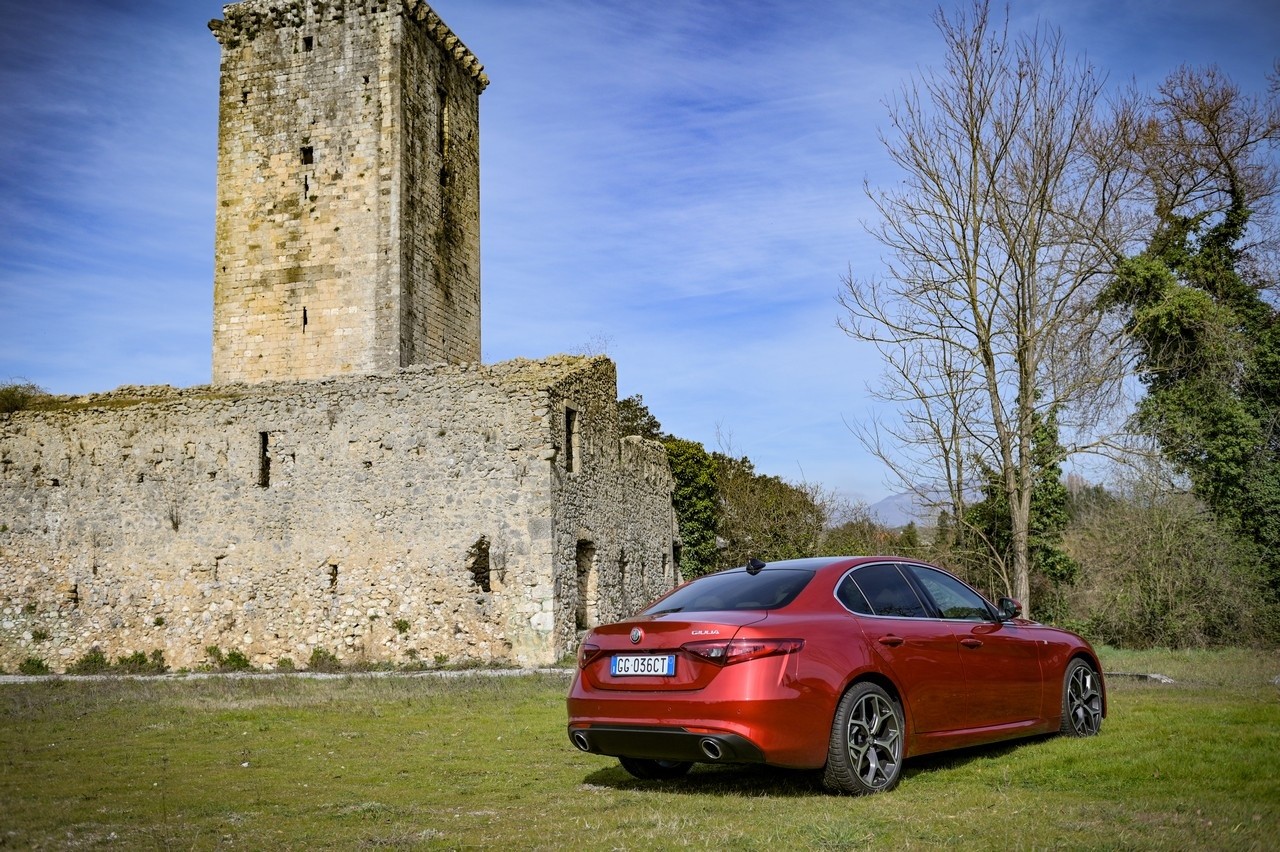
[567,724,766,764]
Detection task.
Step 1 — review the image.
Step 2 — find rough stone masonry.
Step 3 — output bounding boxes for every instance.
[0,0,677,671]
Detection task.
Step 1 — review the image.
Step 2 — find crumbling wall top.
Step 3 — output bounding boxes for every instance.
[209,0,488,90]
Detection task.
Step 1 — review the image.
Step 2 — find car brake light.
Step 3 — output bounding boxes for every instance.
[680,638,804,666]
[577,643,604,669]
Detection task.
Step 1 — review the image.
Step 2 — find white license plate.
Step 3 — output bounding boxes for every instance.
[610,654,676,677]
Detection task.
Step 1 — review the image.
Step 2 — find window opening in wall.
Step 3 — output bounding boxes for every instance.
[617,550,629,603]
[301,146,314,165]
[241,89,249,104]
[302,306,308,332]
[564,408,579,473]
[468,537,492,592]
[575,541,598,631]
[257,432,271,488]
[328,563,339,592]
[303,36,314,51]
[672,542,682,582]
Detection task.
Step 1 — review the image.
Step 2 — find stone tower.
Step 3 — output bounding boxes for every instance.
[208,0,486,384]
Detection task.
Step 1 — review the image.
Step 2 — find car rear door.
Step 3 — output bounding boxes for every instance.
[838,562,969,734]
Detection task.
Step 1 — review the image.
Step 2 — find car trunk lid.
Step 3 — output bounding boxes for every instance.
[578,611,767,692]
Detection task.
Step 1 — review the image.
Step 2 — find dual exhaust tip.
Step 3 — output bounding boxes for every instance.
[569,730,725,761]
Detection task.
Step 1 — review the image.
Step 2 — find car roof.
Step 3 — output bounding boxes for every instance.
[718,556,905,574]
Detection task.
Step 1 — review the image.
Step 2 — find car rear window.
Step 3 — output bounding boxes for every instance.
[643,569,814,615]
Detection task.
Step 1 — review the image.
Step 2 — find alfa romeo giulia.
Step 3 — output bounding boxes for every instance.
[566,556,1105,794]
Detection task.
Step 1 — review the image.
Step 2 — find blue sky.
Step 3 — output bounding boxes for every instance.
[1,1,1277,506]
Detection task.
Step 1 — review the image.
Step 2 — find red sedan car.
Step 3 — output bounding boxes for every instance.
[567,556,1105,794]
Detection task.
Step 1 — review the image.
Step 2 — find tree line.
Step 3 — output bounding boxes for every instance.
[628,0,1280,648]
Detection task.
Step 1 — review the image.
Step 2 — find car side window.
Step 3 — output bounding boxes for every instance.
[906,565,992,621]
[849,563,927,618]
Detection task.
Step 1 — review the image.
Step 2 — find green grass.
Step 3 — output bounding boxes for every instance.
[1,652,1277,850]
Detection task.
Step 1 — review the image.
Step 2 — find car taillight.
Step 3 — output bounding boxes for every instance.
[577,642,604,669]
[679,638,804,666]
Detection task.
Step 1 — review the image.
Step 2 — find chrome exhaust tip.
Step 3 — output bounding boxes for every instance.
[700,738,723,760]
[571,731,592,752]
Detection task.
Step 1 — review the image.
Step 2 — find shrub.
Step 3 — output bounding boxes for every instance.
[1065,478,1280,647]
[307,647,343,673]
[0,380,49,414]
[18,657,51,675]
[222,649,253,671]
[30,629,49,643]
[275,656,296,672]
[206,646,253,672]
[393,618,410,635]
[68,647,111,675]
[115,650,169,675]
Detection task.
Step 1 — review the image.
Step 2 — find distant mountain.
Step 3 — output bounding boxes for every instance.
[868,492,927,528]
[869,488,986,528]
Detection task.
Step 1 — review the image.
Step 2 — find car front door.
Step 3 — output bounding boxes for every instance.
[903,564,1043,727]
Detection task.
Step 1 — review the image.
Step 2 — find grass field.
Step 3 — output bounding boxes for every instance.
[1,647,1277,850]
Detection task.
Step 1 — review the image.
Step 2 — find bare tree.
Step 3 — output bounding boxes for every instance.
[839,1,1143,614]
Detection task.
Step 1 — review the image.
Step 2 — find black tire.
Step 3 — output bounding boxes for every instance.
[823,682,904,795]
[618,757,693,780]
[1060,658,1103,737]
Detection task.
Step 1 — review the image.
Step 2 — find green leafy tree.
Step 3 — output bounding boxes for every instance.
[958,409,1079,614]
[712,453,828,570]
[822,504,897,556]
[617,394,663,441]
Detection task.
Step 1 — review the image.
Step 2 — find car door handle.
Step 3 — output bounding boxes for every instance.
[960,638,983,649]
[877,635,904,647]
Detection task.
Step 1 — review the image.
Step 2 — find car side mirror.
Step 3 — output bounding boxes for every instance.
[997,597,1022,621]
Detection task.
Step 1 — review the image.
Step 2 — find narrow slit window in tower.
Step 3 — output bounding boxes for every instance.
[564,408,579,473]
[257,432,271,488]
[303,36,314,52]
[301,146,314,165]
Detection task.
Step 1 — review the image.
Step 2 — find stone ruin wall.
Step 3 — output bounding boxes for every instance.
[0,356,675,671]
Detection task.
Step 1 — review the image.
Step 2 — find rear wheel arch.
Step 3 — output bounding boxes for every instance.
[839,672,911,751]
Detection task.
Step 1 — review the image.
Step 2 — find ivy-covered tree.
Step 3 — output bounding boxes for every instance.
[1100,66,1280,591]
[662,437,720,578]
